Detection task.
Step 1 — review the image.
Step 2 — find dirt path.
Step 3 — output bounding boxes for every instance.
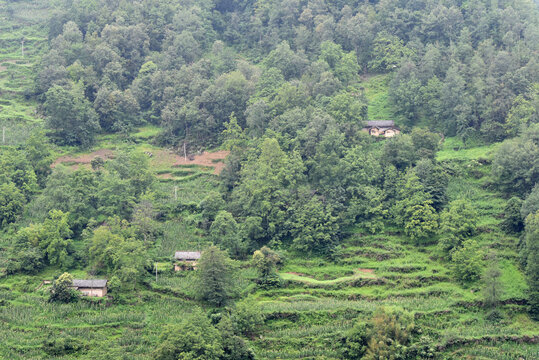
[357,268,374,274]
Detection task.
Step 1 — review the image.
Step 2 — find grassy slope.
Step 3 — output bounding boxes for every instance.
[0,0,48,144]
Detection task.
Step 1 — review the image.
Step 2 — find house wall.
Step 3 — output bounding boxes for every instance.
[174,260,197,271]
[78,287,107,297]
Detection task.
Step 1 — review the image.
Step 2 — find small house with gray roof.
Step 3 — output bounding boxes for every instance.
[71,279,108,297]
[363,120,400,137]
[174,251,201,271]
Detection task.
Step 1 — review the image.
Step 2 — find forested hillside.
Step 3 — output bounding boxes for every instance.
[0,0,538,359]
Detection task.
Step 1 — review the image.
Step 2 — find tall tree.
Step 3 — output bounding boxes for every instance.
[195,246,236,307]
[44,84,101,148]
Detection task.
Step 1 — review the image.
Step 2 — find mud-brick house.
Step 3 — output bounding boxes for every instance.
[71,279,108,297]
[363,120,400,137]
[174,251,201,271]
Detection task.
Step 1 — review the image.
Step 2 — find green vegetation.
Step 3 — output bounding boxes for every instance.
[1,0,538,359]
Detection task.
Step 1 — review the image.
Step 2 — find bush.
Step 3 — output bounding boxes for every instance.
[451,240,484,283]
[231,301,265,337]
[49,272,78,303]
[43,335,87,356]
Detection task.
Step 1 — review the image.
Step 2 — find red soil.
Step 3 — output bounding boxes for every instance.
[357,268,375,274]
[173,150,229,175]
[51,149,115,169]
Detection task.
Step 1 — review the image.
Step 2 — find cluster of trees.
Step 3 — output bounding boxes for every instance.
[194,127,447,257]
[4,148,157,280]
[342,308,434,360]
[38,0,538,149]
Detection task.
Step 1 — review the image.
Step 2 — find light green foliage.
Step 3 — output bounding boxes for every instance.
[24,131,54,187]
[200,191,226,227]
[327,90,367,125]
[230,138,305,247]
[196,246,236,307]
[403,200,438,244]
[341,322,371,359]
[438,199,478,254]
[0,148,39,199]
[483,256,504,309]
[88,219,145,289]
[17,210,73,268]
[49,272,77,303]
[0,182,25,226]
[221,113,248,151]
[451,239,484,283]
[252,246,281,288]
[94,87,140,133]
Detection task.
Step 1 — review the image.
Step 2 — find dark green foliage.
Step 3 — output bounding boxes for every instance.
[0,182,25,227]
[383,134,416,170]
[451,239,484,283]
[290,195,339,255]
[523,212,539,319]
[210,210,246,259]
[43,334,87,356]
[521,184,539,220]
[501,197,524,234]
[16,210,74,268]
[438,199,478,254]
[49,272,78,303]
[230,301,265,338]
[44,84,100,148]
[341,322,371,359]
[412,159,448,211]
[394,172,438,243]
[492,125,539,196]
[342,309,416,360]
[217,316,256,360]
[154,311,224,360]
[196,246,236,307]
[252,246,281,289]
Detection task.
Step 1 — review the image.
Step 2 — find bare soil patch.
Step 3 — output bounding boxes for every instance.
[51,149,115,169]
[173,150,229,174]
[357,268,374,274]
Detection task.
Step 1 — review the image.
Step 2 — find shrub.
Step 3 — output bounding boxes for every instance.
[49,272,78,303]
[451,240,484,283]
